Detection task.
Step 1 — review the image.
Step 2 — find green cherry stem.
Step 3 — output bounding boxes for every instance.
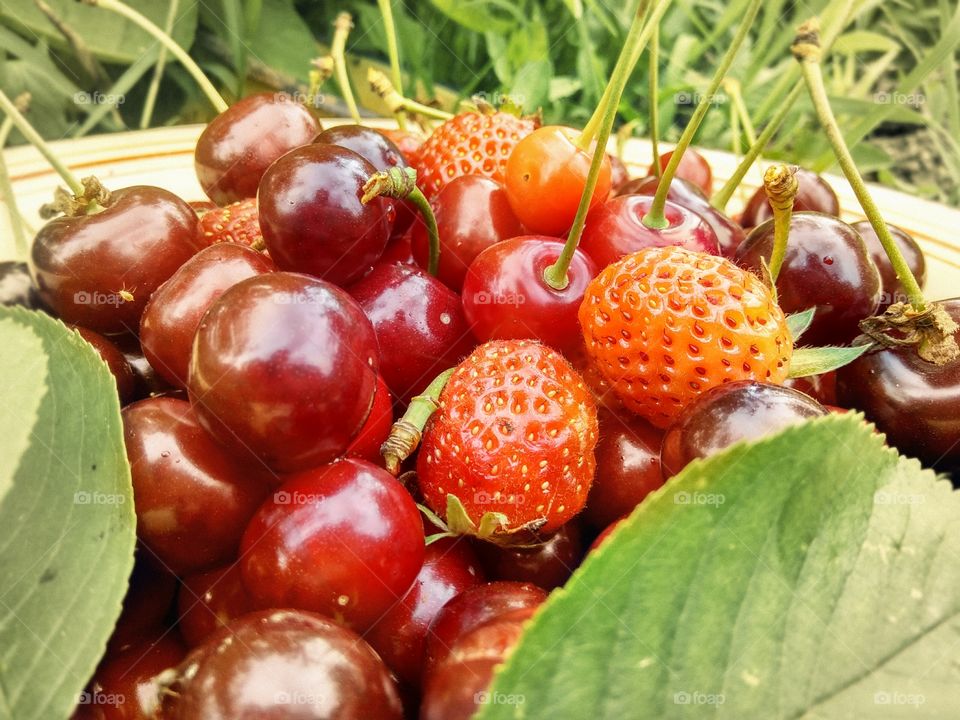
[368,68,453,121]
[763,164,798,285]
[792,19,925,311]
[139,0,179,129]
[544,0,674,290]
[381,368,454,475]
[649,23,661,177]
[361,167,439,275]
[331,12,362,124]
[724,77,757,146]
[84,0,228,113]
[642,0,762,229]
[377,0,407,131]
[0,117,30,261]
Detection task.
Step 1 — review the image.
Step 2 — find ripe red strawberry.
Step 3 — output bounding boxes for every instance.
[579,246,792,428]
[417,111,538,199]
[416,339,598,542]
[198,197,263,249]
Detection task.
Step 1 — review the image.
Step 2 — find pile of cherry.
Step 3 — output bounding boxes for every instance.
[4,89,957,720]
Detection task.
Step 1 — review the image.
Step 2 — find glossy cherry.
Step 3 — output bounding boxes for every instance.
[140,243,274,388]
[349,262,473,404]
[505,125,612,236]
[177,564,254,648]
[240,459,424,631]
[71,325,136,404]
[161,610,403,719]
[344,374,393,464]
[123,397,271,573]
[410,175,524,291]
[380,233,417,266]
[579,195,720,270]
[378,127,424,167]
[784,370,838,406]
[649,148,713,196]
[365,537,484,686]
[32,186,203,334]
[608,153,630,192]
[461,235,597,352]
[188,272,378,472]
[661,380,828,478]
[736,212,882,346]
[836,298,960,470]
[583,410,665,529]
[851,220,927,310]
[195,93,320,205]
[474,521,583,590]
[0,261,41,308]
[259,144,392,286]
[108,549,178,652]
[740,167,839,228]
[111,333,174,402]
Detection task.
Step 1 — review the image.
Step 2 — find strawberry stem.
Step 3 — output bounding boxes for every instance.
[544,0,674,290]
[381,368,454,475]
[84,0,228,113]
[763,164,798,285]
[377,0,408,131]
[368,68,453,121]
[331,12,362,123]
[642,0,762,229]
[361,167,440,275]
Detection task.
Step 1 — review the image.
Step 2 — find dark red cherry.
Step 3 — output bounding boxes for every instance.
[123,397,271,573]
[616,175,745,258]
[195,93,320,205]
[850,220,927,310]
[461,235,596,352]
[188,272,378,472]
[474,521,582,590]
[784,371,838,406]
[836,298,960,470]
[380,232,417,266]
[378,127,425,167]
[584,410,665,530]
[76,633,185,720]
[410,175,525,291]
[424,580,546,675]
[349,263,473,404]
[580,195,720,270]
[178,564,254,648]
[108,549,178,653]
[365,537,484,686]
[588,516,627,552]
[32,187,202,334]
[608,153,630,193]
[0,261,41,308]
[240,459,424,632]
[736,212,882,346]
[71,325,136,405]
[140,243,274,388]
[649,148,713,195]
[740,167,840,228]
[259,144,392,286]
[345,374,393,464]
[111,333,175,402]
[661,380,828,478]
[162,609,403,720]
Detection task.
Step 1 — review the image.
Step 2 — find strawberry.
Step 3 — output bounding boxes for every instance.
[579,246,792,428]
[416,339,598,542]
[198,197,263,249]
[416,111,538,199]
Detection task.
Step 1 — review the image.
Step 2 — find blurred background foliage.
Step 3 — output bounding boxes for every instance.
[0,0,958,205]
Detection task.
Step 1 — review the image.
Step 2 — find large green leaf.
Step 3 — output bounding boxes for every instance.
[478,414,960,719]
[0,308,135,720]
[245,0,317,82]
[0,0,199,65]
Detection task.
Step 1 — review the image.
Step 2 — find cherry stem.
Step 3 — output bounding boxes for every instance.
[84,0,228,113]
[0,117,30,261]
[139,0,179,129]
[724,78,757,147]
[368,68,453,121]
[381,367,454,474]
[792,19,926,312]
[361,167,439,275]
[331,12,362,124]
[643,0,762,229]
[0,88,83,195]
[544,0,673,290]
[763,164,798,285]
[649,23,661,177]
[377,0,407,131]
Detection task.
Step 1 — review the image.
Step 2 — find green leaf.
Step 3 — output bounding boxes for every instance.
[832,30,900,55]
[478,414,960,719]
[789,343,873,378]
[245,0,317,82]
[786,307,816,342]
[510,59,551,113]
[428,0,517,35]
[0,308,135,720]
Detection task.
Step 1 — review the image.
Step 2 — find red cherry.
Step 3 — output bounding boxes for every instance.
[344,374,394,464]
[349,263,474,404]
[365,537,484,686]
[474,521,583,590]
[188,272,378,473]
[650,148,713,195]
[378,128,425,167]
[784,371,838,406]
[123,397,271,574]
[32,187,202,334]
[579,195,720,270]
[108,550,178,652]
[410,175,525,291]
[583,410,665,530]
[740,167,839,228]
[110,333,175,403]
[850,220,927,310]
[70,326,136,404]
[140,244,273,389]
[505,126,612,236]
[588,516,627,552]
[258,144,393,286]
[239,459,425,631]
[380,232,417,266]
[461,235,597,352]
[608,153,630,192]
[195,93,320,205]
[177,564,254,648]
